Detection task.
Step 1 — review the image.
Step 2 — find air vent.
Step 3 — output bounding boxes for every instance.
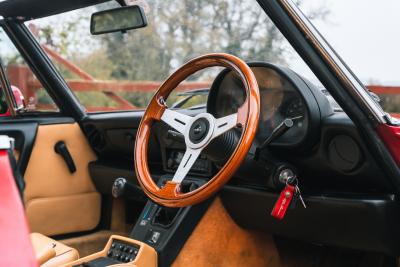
[328,135,362,173]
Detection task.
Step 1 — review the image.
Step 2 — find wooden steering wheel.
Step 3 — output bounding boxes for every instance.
[135,53,260,207]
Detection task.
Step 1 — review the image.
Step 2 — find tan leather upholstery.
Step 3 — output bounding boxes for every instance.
[26,193,100,236]
[30,233,79,267]
[24,123,101,236]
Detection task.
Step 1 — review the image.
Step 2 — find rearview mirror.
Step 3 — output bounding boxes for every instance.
[90,5,148,35]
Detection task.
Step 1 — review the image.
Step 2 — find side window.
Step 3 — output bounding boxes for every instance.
[0,28,58,113]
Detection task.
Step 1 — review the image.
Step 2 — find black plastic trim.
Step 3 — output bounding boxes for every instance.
[130,176,213,267]
[0,115,75,125]
[0,122,38,175]
[221,185,400,256]
[0,0,109,20]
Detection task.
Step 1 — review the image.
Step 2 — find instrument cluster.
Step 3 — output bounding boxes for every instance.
[207,62,327,148]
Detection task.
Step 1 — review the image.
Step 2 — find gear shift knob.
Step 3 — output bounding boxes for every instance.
[112,177,127,198]
[111,177,146,200]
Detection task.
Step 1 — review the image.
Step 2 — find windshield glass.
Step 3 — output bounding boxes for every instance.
[25,0,324,112]
[303,0,400,117]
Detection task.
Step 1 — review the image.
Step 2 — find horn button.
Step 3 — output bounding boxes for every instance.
[189,118,210,144]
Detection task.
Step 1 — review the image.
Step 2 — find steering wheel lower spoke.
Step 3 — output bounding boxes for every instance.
[160,108,192,134]
[212,113,238,139]
[171,147,202,183]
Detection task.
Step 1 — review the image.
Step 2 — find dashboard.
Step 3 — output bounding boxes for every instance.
[84,61,390,195]
[84,61,399,257]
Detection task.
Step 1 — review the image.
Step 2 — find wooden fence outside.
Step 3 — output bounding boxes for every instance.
[6,45,400,115]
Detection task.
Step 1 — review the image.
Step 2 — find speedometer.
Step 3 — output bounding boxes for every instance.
[285,98,305,119]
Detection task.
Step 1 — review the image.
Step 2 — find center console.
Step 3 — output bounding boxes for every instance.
[129,176,213,267]
[67,176,212,267]
[66,235,157,267]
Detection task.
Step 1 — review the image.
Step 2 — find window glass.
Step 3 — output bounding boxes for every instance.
[303,0,400,117]
[0,28,58,113]
[26,0,323,113]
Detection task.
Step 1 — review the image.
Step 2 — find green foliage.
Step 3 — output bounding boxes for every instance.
[72,47,115,80]
[75,91,118,108]
[379,95,400,114]
[97,0,291,82]
[117,91,154,108]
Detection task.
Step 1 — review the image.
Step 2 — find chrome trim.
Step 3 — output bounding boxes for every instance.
[280,0,387,124]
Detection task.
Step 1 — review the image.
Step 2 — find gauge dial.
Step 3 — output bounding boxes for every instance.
[209,64,310,147]
[214,71,246,117]
[285,98,305,119]
[253,68,284,123]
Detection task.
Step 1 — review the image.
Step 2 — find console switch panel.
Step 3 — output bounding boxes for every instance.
[107,240,140,263]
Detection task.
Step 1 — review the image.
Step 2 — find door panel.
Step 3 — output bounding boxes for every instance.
[24,122,100,236]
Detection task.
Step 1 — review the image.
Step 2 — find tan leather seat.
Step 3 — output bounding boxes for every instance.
[30,233,79,267]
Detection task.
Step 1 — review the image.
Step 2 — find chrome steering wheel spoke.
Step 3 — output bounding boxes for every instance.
[160,108,192,134]
[171,147,202,183]
[211,113,238,139]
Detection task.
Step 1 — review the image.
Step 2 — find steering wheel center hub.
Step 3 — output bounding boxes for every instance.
[189,118,210,143]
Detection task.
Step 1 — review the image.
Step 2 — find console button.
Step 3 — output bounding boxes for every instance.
[149,231,161,244]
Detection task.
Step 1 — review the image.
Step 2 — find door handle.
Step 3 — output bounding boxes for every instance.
[54,141,76,173]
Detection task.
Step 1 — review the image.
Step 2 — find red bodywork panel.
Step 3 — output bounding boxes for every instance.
[0,149,37,266]
[377,124,400,166]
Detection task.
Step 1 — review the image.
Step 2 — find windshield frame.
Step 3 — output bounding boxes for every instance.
[260,0,388,125]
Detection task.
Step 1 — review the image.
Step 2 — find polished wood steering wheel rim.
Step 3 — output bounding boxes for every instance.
[135,53,260,207]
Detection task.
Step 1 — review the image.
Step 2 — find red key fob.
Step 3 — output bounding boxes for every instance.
[271,184,296,220]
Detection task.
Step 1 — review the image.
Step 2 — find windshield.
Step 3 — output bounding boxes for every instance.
[302,0,400,117]
[24,0,324,112]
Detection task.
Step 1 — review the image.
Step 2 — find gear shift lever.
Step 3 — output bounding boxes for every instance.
[112,177,144,199]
